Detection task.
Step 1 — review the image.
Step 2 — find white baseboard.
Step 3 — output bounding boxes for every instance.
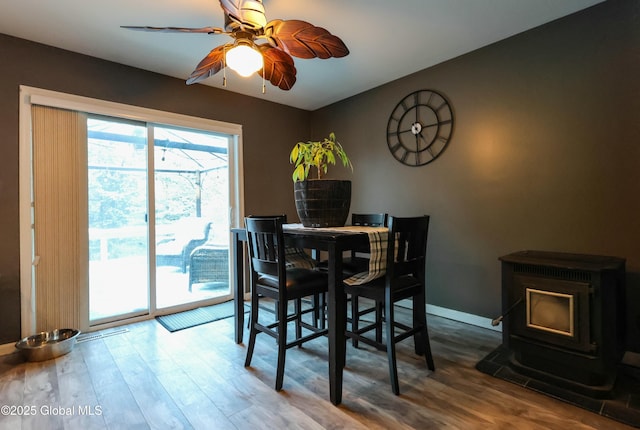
[426,303,502,333]
[395,299,501,333]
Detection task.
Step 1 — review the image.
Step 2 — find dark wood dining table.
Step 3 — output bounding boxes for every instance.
[230,224,372,406]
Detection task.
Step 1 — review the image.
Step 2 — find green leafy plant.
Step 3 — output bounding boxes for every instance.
[289,132,353,182]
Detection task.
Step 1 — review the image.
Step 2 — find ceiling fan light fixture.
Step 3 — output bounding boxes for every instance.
[123,0,349,90]
[226,40,263,77]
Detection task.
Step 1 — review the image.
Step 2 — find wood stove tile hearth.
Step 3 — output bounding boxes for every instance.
[477,345,640,428]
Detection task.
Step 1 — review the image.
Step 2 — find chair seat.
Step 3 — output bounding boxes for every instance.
[258,268,328,296]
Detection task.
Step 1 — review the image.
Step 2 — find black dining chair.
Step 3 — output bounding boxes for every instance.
[244,215,328,391]
[314,213,388,273]
[345,213,388,347]
[344,215,435,395]
[344,213,389,274]
[245,214,324,330]
[314,213,388,332]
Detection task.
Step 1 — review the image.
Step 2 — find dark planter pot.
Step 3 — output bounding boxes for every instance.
[294,180,352,228]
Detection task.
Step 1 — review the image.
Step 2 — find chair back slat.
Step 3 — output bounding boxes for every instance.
[349,213,388,257]
[386,216,429,280]
[352,213,388,227]
[245,216,286,281]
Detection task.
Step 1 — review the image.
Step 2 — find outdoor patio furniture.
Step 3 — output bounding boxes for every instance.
[188,245,229,292]
[156,218,212,273]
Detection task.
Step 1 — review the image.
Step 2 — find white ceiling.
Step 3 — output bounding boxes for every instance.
[1,0,602,111]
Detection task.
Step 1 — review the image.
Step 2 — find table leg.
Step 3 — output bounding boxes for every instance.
[327,242,346,405]
[232,231,244,344]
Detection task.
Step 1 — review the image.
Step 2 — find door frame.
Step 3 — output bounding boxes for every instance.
[19,86,245,336]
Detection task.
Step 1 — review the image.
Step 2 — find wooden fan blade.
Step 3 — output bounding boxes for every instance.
[264,19,349,59]
[186,45,227,85]
[258,46,297,90]
[219,0,266,31]
[121,25,224,34]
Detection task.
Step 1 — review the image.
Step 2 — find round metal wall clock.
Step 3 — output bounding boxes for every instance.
[386,89,454,166]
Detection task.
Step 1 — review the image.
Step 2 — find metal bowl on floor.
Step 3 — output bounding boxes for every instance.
[15,328,81,362]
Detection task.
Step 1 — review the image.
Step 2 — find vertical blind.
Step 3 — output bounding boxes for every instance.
[31,105,89,332]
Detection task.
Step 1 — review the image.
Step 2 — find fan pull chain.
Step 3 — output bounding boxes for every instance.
[262,73,266,94]
[223,46,227,87]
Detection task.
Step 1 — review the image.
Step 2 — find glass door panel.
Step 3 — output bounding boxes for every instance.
[154,126,231,309]
[88,118,150,323]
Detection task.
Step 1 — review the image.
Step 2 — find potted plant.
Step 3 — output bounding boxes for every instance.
[290,132,353,227]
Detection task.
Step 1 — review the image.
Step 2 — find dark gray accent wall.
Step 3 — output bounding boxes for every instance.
[1,0,639,352]
[0,34,305,343]
[311,0,640,350]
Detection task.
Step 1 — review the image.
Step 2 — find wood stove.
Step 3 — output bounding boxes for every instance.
[500,250,626,398]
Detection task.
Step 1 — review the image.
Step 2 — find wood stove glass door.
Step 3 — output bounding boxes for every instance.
[512,275,593,353]
[526,288,574,336]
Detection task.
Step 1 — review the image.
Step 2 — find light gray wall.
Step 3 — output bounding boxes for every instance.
[311,0,640,350]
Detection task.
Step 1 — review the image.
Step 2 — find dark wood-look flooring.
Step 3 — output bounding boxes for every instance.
[0,305,633,430]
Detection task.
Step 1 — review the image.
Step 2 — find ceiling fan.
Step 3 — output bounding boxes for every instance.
[122,0,349,91]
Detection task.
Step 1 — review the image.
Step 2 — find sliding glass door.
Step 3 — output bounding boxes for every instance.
[153,125,231,309]
[87,118,232,325]
[88,118,150,323]
[20,86,244,335]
